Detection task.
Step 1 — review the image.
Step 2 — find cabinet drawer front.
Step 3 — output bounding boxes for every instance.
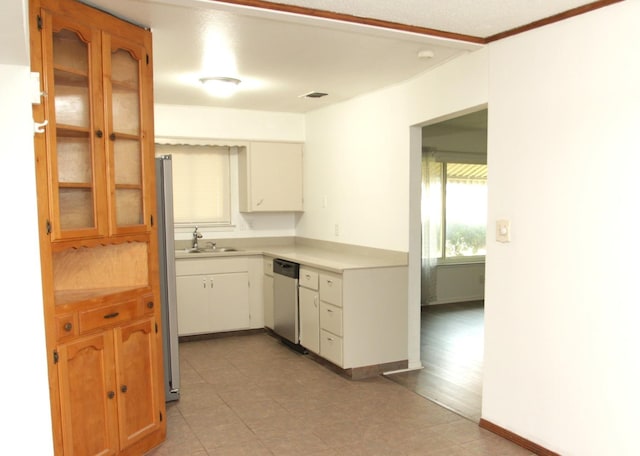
[263,257,274,276]
[319,273,342,307]
[79,299,138,333]
[320,302,343,336]
[299,267,318,290]
[320,329,343,367]
[55,313,78,341]
[176,257,248,276]
[140,293,156,315]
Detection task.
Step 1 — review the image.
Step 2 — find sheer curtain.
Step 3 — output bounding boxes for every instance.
[421,151,442,304]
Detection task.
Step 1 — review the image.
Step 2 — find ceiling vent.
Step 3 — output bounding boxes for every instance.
[300,91,328,98]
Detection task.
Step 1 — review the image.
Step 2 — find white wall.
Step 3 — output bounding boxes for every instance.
[155,103,305,241]
[299,48,489,251]
[300,48,489,367]
[1,2,53,453]
[484,2,640,454]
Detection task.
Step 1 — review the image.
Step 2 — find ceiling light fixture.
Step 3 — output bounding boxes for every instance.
[200,76,241,98]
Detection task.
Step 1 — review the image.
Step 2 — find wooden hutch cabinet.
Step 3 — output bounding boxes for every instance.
[30,0,166,454]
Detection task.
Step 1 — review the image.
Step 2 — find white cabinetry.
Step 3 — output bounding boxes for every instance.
[263,257,274,329]
[299,267,320,354]
[319,272,343,365]
[238,141,303,212]
[298,263,408,374]
[176,257,250,336]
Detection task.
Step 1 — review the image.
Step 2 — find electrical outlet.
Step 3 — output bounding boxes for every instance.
[334,224,340,236]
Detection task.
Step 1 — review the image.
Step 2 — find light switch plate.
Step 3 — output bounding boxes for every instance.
[496,219,511,243]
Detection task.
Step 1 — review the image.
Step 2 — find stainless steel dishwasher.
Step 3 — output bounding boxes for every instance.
[273,258,302,349]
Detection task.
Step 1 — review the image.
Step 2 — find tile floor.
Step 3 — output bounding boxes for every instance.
[146,332,533,455]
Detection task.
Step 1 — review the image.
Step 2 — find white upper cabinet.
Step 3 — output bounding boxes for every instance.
[238,141,303,212]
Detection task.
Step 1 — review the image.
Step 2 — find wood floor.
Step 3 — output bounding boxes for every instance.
[386,301,484,422]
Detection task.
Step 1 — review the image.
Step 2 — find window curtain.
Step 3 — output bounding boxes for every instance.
[421,151,442,304]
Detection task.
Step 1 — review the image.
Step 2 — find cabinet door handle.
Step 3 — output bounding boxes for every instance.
[146,301,154,309]
[326,308,333,313]
[95,129,103,138]
[63,322,73,332]
[107,391,115,399]
[120,385,128,393]
[109,132,116,141]
[103,312,119,319]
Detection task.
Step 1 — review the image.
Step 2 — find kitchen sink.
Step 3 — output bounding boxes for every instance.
[182,247,239,254]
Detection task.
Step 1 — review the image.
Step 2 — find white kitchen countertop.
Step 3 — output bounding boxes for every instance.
[174,237,407,273]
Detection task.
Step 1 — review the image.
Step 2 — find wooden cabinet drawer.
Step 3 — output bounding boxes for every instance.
[79,299,138,333]
[299,267,318,290]
[320,302,342,336]
[320,329,343,366]
[140,294,156,315]
[55,313,78,341]
[320,273,342,307]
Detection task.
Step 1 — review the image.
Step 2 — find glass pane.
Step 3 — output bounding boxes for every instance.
[112,88,140,135]
[115,189,143,226]
[53,29,88,73]
[111,49,139,87]
[59,188,94,230]
[57,137,92,183]
[114,139,141,185]
[54,73,90,128]
[111,49,140,136]
[445,163,487,257]
[53,29,90,128]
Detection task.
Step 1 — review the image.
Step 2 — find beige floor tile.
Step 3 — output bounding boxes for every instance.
[147,333,533,456]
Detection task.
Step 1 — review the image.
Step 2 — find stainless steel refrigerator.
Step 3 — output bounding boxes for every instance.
[155,155,180,402]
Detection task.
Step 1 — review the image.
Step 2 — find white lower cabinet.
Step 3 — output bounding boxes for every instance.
[319,301,342,337]
[318,272,344,365]
[263,257,274,329]
[299,286,319,354]
[176,257,250,336]
[320,329,343,366]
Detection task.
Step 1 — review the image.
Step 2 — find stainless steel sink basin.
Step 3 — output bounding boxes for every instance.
[182,247,239,254]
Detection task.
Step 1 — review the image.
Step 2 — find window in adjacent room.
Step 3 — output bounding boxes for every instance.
[422,156,487,262]
[155,144,231,226]
[444,162,487,258]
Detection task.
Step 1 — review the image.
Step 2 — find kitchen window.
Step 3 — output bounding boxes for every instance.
[422,153,487,263]
[155,143,231,226]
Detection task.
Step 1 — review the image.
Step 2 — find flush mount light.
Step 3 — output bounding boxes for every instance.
[199,76,241,98]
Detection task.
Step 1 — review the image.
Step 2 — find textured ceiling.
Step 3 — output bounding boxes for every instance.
[81,0,607,113]
[266,0,599,37]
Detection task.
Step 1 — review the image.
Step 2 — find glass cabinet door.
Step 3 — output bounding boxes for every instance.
[105,35,150,235]
[47,17,106,241]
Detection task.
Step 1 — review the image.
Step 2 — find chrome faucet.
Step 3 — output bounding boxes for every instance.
[192,226,203,249]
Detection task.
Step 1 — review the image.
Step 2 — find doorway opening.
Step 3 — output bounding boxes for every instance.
[388,108,487,422]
